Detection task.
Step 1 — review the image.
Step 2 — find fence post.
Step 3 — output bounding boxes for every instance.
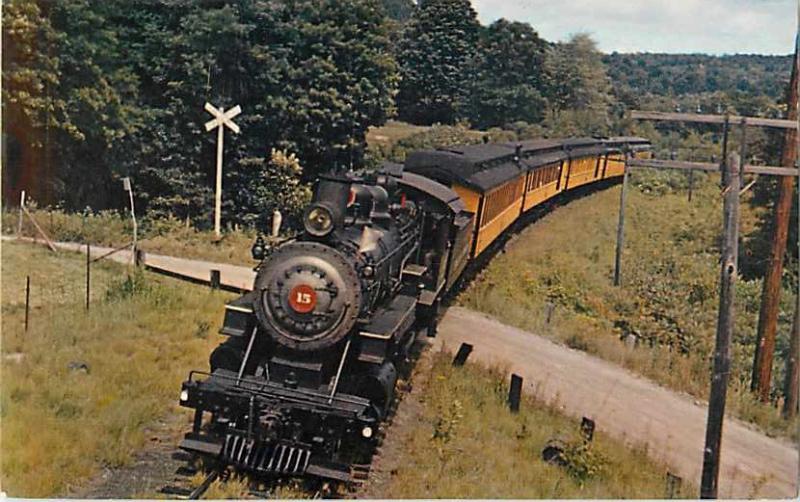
[210,269,221,290]
[85,244,91,311]
[700,153,740,499]
[452,343,473,366]
[25,276,30,332]
[135,249,146,268]
[17,190,26,235]
[508,374,522,413]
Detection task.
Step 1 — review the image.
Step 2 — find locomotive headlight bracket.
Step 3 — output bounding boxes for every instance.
[303,203,335,237]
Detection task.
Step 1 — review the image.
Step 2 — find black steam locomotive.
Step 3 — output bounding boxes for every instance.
[177,136,650,483]
[178,167,473,482]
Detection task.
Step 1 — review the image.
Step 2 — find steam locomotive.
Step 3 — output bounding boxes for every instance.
[177,136,651,483]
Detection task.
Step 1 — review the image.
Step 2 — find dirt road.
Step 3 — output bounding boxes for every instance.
[435,307,799,499]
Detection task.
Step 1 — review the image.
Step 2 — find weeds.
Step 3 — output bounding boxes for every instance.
[3,206,262,265]
[383,351,694,498]
[1,242,233,496]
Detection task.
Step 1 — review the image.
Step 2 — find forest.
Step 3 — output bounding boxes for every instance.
[2,0,795,231]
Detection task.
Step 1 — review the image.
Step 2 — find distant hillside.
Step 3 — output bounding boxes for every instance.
[604,53,792,99]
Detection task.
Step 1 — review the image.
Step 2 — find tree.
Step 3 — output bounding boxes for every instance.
[395,0,479,125]
[381,0,415,22]
[547,34,612,116]
[236,149,311,229]
[2,0,63,203]
[466,19,549,129]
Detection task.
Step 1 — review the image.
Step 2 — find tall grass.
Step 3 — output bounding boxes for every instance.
[459,174,798,440]
[383,351,694,498]
[2,206,261,265]
[1,242,234,496]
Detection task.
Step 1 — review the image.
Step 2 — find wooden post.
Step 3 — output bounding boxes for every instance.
[17,190,25,235]
[752,46,798,402]
[24,275,30,332]
[85,244,91,311]
[738,119,748,188]
[452,343,473,367]
[214,108,224,238]
[613,152,631,286]
[204,103,241,240]
[210,269,221,290]
[721,116,730,186]
[700,153,740,499]
[22,206,57,252]
[508,374,522,413]
[688,169,694,202]
[135,249,146,268]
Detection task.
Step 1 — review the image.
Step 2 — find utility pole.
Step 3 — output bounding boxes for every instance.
[783,31,800,419]
[700,153,740,499]
[614,150,631,287]
[751,41,798,402]
[204,102,241,239]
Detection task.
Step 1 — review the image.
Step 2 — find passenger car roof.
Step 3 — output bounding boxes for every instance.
[404,136,651,192]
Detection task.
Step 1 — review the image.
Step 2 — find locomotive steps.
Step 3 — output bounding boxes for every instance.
[9,235,798,498]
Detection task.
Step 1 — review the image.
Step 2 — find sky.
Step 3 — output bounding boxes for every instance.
[471,0,797,55]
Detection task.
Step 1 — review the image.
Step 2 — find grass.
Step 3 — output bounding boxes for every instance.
[3,207,261,265]
[366,120,430,148]
[0,241,234,497]
[458,172,799,440]
[381,350,695,498]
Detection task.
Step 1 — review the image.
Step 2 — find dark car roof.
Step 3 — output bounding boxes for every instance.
[404,136,651,192]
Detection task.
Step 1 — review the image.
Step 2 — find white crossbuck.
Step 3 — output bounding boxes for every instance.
[204,102,242,237]
[205,103,241,134]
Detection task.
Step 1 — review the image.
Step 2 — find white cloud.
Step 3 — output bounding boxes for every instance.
[471,0,796,54]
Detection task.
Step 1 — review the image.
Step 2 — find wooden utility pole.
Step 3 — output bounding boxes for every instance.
[751,45,798,402]
[204,102,241,239]
[783,36,800,419]
[700,153,740,499]
[614,151,631,287]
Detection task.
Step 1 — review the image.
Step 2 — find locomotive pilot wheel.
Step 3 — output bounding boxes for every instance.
[253,241,362,351]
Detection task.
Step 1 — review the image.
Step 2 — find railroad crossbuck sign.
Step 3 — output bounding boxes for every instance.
[204,102,241,238]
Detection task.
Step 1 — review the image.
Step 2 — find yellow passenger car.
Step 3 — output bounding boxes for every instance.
[404,137,652,258]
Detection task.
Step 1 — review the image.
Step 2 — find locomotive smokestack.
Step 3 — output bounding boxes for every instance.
[304,175,351,236]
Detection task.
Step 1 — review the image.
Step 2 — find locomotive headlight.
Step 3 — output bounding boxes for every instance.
[304,204,334,237]
[180,389,189,402]
[361,426,374,439]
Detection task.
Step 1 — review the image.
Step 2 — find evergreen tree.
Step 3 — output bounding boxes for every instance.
[466,19,549,129]
[381,0,415,22]
[396,0,479,125]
